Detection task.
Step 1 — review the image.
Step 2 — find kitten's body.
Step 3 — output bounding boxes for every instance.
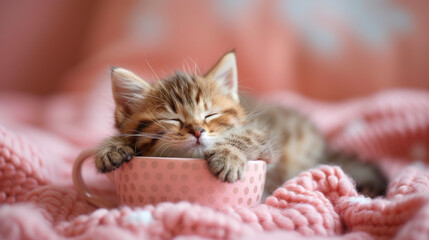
[95,52,386,197]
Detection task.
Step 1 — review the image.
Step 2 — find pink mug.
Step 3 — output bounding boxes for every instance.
[73,148,267,209]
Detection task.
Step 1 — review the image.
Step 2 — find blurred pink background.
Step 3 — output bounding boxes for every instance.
[0,0,428,101]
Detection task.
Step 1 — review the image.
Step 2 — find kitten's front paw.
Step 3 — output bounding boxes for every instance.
[95,145,134,173]
[204,147,247,183]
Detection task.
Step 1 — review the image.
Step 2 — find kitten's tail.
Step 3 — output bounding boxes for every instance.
[322,150,388,197]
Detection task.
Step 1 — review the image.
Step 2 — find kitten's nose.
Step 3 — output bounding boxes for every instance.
[190,128,205,138]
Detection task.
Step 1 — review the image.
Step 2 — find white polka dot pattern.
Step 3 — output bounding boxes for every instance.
[114,157,266,209]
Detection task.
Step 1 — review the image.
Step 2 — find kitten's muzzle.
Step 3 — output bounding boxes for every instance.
[189,128,205,138]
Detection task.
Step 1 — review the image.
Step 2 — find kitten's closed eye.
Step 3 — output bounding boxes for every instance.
[204,113,220,122]
[159,118,182,126]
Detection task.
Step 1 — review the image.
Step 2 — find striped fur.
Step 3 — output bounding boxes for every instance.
[95,52,387,197]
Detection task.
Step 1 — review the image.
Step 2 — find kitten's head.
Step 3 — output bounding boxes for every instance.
[111,52,245,158]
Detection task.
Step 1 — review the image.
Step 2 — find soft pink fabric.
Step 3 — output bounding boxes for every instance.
[1,89,429,239]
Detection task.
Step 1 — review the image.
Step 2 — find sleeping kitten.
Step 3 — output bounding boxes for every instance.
[95,52,387,197]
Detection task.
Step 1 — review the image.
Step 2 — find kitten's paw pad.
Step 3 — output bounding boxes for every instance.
[95,145,134,173]
[205,149,246,183]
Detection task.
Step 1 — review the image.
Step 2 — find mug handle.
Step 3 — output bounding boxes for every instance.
[72,148,117,208]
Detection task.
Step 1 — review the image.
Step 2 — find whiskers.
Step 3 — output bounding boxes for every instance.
[152,140,205,159]
[182,56,202,77]
[119,133,173,141]
[120,132,195,146]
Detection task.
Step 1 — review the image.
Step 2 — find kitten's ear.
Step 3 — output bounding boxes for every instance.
[205,51,239,102]
[111,67,151,108]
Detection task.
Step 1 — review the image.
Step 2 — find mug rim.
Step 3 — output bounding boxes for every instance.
[130,156,266,163]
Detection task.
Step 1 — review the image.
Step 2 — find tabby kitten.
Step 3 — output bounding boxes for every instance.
[95,52,387,196]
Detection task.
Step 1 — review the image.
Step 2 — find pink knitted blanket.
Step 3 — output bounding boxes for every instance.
[1,89,428,239]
